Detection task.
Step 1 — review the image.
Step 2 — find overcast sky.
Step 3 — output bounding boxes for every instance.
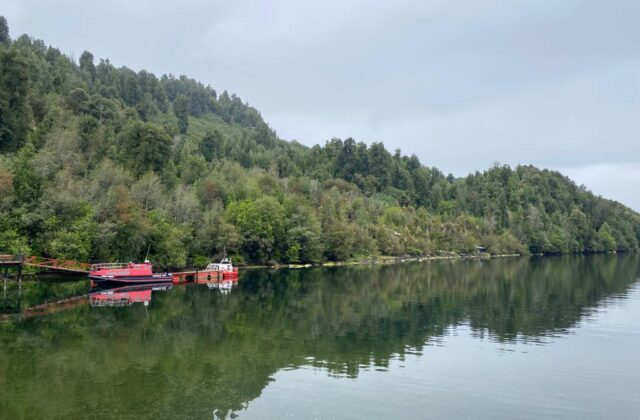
[4,0,639,210]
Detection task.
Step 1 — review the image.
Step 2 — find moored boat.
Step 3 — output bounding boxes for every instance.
[204,257,239,279]
[89,261,172,284]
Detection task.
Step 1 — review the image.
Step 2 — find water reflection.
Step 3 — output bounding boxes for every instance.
[206,279,239,296]
[0,254,638,419]
[87,279,239,307]
[89,283,173,307]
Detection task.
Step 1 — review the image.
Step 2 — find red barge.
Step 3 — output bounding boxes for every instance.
[89,261,172,284]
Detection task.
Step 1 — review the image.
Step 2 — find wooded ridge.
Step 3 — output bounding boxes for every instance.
[0,16,638,266]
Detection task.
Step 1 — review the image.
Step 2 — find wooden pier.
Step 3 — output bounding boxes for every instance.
[0,254,24,267]
[0,254,90,273]
[1,255,24,311]
[23,256,90,273]
[1,253,89,312]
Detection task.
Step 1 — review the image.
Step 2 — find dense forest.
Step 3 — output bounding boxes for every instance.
[0,17,639,267]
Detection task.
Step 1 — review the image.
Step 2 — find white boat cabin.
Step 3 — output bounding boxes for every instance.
[205,258,235,272]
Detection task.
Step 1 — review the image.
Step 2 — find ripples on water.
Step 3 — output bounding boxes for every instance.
[1,254,639,419]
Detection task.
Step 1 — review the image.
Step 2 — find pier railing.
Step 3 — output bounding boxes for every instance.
[89,262,130,271]
[23,256,91,273]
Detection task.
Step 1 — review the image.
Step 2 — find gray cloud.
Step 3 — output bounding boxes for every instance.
[4,0,639,210]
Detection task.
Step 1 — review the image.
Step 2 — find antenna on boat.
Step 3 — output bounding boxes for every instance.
[144,245,151,263]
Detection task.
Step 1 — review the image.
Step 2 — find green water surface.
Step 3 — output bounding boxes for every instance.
[1,255,639,419]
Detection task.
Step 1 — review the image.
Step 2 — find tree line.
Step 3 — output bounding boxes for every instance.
[0,16,638,267]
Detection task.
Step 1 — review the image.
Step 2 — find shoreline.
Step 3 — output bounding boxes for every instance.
[238,250,627,270]
[240,253,522,270]
[12,251,625,276]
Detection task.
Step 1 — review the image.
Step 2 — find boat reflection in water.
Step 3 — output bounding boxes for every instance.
[88,278,239,307]
[206,279,238,295]
[89,283,173,307]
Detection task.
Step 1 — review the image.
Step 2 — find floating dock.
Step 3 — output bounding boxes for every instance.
[172,270,227,284]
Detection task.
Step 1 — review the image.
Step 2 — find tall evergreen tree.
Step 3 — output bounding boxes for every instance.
[200,130,223,162]
[0,16,9,47]
[79,50,96,82]
[174,93,189,134]
[0,48,32,152]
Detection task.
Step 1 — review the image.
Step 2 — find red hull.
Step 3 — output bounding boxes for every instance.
[89,274,173,284]
[89,262,171,284]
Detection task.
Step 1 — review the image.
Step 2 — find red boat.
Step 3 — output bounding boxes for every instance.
[204,258,239,279]
[89,261,172,284]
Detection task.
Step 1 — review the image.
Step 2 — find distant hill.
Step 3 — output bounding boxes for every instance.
[0,16,638,266]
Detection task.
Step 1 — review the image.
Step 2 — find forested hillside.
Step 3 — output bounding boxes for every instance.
[0,17,638,267]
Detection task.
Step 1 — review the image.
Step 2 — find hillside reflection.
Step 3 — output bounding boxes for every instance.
[0,254,638,419]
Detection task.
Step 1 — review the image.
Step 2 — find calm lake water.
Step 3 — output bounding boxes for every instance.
[1,255,639,419]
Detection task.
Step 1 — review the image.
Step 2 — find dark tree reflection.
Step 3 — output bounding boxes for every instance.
[0,255,638,418]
